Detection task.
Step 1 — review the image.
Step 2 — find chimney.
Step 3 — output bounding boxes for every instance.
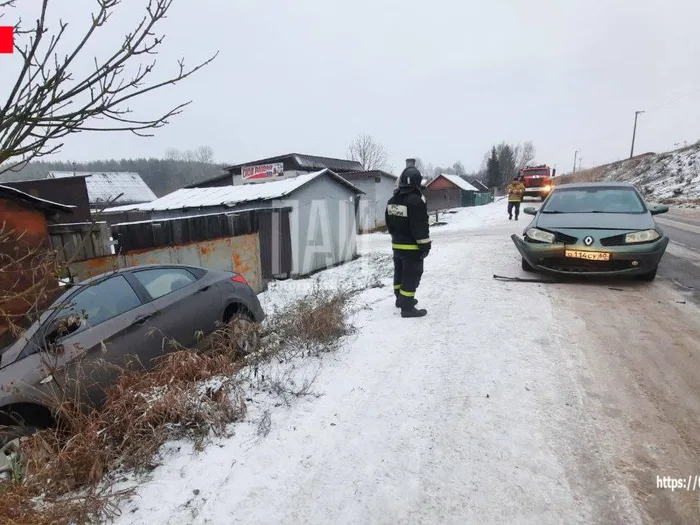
[405,158,416,168]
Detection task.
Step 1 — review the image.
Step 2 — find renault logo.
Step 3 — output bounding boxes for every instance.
[584,236,594,246]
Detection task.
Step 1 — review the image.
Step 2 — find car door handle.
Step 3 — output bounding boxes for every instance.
[132,313,153,326]
[198,285,210,292]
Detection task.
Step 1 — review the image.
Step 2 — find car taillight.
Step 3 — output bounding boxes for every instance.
[231,274,247,285]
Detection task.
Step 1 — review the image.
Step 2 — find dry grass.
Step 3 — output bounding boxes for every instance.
[266,287,353,355]
[0,287,353,525]
[0,481,123,525]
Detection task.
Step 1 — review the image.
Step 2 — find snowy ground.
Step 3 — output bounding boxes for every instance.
[111,202,700,525]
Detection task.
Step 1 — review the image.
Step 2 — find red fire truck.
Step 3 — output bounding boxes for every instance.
[519,165,556,201]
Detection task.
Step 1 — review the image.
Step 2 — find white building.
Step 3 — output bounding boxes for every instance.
[104,169,364,277]
[338,170,399,232]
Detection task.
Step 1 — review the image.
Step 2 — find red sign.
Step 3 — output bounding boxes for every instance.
[0,26,13,54]
[241,162,284,181]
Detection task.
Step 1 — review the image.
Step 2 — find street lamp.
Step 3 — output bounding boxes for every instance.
[630,110,645,159]
[573,150,579,174]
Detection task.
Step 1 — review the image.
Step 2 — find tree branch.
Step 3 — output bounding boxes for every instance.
[0,0,217,175]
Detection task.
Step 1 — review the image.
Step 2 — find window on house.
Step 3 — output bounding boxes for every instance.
[374,176,381,183]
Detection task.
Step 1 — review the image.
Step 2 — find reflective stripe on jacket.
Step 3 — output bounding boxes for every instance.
[507,182,525,202]
[385,188,431,253]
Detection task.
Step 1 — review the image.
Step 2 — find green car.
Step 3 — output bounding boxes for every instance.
[511,182,670,281]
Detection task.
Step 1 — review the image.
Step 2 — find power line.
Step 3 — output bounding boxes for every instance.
[644,86,700,114]
[572,86,700,155]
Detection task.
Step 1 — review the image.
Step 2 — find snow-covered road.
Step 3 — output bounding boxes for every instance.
[113,202,700,525]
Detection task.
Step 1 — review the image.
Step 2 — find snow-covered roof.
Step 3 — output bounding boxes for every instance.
[104,169,364,213]
[225,154,363,173]
[429,174,480,192]
[48,171,157,205]
[341,170,398,182]
[460,176,490,191]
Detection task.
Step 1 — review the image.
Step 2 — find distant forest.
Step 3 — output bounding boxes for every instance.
[0,147,228,197]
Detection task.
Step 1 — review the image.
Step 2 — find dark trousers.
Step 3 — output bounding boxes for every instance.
[508,201,521,218]
[393,252,424,308]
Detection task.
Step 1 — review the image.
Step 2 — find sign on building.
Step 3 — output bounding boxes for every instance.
[242,162,284,181]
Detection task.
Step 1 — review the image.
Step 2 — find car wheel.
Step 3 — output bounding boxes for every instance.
[222,308,259,358]
[636,266,658,282]
[522,258,534,272]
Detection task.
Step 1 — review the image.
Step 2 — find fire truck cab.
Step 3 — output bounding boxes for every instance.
[519,165,556,201]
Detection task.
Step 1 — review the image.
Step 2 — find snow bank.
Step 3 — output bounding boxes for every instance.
[559,143,700,207]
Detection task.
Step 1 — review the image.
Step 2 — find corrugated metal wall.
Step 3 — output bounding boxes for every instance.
[64,208,294,292]
[67,233,264,293]
[112,212,258,252]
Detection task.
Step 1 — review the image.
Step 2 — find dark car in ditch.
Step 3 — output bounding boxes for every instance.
[511,182,670,280]
[0,264,264,442]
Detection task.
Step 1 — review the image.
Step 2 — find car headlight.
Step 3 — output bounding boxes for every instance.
[526,228,556,243]
[543,185,552,192]
[625,229,660,244]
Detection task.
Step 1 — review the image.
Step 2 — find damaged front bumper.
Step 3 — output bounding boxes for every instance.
[511,234,670,277]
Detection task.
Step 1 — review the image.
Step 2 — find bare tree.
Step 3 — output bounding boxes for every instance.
[165,145,214,163]
[347,134,389,171]
[195,145,214,164]
[165,147,181,161]
[514,141,536,171]
[0,0,218,176]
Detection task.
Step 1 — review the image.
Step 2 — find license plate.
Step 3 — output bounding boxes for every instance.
[565,250,611,261]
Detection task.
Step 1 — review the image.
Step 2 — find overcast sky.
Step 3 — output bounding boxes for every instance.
[4,0,700,175]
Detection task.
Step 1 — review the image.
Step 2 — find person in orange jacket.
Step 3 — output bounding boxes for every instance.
[506,176,526,220]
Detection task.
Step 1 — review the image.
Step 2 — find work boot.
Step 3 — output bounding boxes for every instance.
[395,291,417,308]
[395,297,418,308]
[508,215,512,220]
[401,306,427,318]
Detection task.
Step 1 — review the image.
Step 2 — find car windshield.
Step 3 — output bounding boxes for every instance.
[542,188,646,214]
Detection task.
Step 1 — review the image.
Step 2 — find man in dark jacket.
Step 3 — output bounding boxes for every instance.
[385,158,431,318]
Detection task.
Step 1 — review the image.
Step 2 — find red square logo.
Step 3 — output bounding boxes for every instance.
[0,26,14,54]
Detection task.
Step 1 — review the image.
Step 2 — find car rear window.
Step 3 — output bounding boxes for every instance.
[543,188,645,214]
[133,268,198,300]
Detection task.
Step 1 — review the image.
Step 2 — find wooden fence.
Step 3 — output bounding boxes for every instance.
[48,222,113,263]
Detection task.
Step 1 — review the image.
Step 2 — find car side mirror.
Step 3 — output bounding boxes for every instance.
[649,205,669,215]
[523,207,538,216]
[45,314,81,345]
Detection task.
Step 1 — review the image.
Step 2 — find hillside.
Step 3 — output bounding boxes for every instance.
[555,143,700,207]
[0,158,227,197]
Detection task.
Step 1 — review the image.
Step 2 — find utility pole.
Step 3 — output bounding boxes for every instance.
[630,110,645,158]
[578,157,583,172]
[573,150,578,174]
